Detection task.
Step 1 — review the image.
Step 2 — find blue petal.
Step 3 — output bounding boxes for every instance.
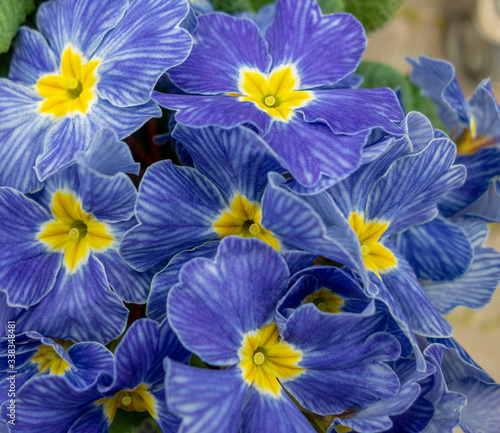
[167,237,290,365]
[0,80,52,193]
[119,160,225,271]
[266,0,365,88]
[366,138,466,235]
[240,385,316,433]
[368,275,425,371]
[168,13,270,94]
[456,178,500,221]
[165,360,248,433]
[35,99,160,181]
[153,92,272,134]
[450,377,500,433]
[95,0,192,107]
[8,27,58,85]
[148,242,219,322]
[439,147,500,218]
[407,56,470,130]
[65,343,114,389]
[172,124,282,202]
[145,320,190,386]
[75,128,140,176]
[426,337,494,385]
[282,305,401,414]
[385,395,435,433]
[68,407,108,433]
[422,220,500,314]
[300,88,405,136]
[380,247,452,338]
[326,134,413,217]
[77,165,137,224]
[394,217,473,281]
[36,0,129,61]
[151,387,181,433]
[0,188,61,307]
[469,79,500,137]
[264,115,368,187]
[261,173,364,275]
[94,245,152,304]
[103,319,159,393]
[14,255,128,344]
[405,111,435,154]
[8,375,100,433]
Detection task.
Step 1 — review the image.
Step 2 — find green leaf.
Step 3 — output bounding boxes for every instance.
[211,0,253,14]
[0,49,12,77]
[248,0,274,12]
[356,61,445,130]
[343,0,403,33]
[317,0,345,15]
[108,409,161,433]
[0,0,35,53]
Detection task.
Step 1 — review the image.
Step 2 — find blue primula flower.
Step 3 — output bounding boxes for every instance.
[409,56,500,221]
[261,112,466,369]
[0,130,151,344]
[166,237,401,433]
[154,0,405,189]
[397,218,500,316]
[0,331,113,398]
[0,0,192,193]
[5,319,190,433]
[120,124,284,273]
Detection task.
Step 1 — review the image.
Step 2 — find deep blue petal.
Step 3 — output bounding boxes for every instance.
[120,160,225,271]
[266,0,365,88]
[168,12,271,94]
[95,0,192,107]
[0,188,61,308]
[167,237,290,365]
[165,360,248,433]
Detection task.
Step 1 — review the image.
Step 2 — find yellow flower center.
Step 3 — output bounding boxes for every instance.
[348,213,397,276]
[97,383,157,423]
[38,191,113,271]
[37,47,100,117]
[213,194,280,250]
[32,345,70,375]
[239,322,303,396]
[229,66,311,121]
[302,288,344,314]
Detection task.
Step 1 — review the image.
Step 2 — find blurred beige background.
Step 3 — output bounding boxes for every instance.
[363,0,500,382]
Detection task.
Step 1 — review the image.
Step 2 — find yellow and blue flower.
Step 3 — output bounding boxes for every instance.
[165,237,401,432]
[154,0,404,189]
[0,130,151,344]
[260,112,467,370]
[409,56,500,222]
[120,124,284,273]
[2,319,189,433]
[0,0,192,193]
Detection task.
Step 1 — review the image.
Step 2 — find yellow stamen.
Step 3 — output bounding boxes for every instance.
[234,66,311,121]
[253,352,265,365]
[239,322,303,396]
[348,213,397,276]
[213,194,280,250]
[38,191,113,271]
[264,95,276,106]
[37,47,100,117]
[302,288,344,314]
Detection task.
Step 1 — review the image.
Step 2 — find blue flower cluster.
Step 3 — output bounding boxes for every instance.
[0,0,499,431]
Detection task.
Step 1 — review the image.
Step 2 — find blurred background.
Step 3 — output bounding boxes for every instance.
[364,0,500,382]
